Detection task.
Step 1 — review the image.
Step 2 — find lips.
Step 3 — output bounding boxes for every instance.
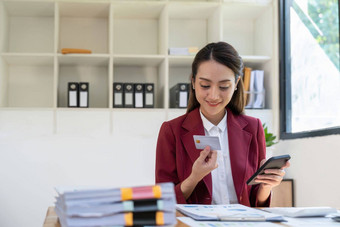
[206,101,221,107]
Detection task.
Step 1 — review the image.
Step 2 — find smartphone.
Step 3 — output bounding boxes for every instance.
[247,154,291,185]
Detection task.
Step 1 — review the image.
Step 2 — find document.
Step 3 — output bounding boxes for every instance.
[177,217,279,227]
[176,204,285,222]
[253,70,264,108]
[262,207,338,218]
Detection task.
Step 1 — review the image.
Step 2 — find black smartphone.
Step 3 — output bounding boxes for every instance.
[247,154,291,185]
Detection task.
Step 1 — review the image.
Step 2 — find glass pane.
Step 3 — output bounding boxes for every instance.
[289,0,340,133]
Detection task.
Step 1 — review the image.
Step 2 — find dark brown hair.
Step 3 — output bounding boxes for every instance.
[186,42,245,115]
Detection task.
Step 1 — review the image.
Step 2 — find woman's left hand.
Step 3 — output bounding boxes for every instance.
[255,159,291,189]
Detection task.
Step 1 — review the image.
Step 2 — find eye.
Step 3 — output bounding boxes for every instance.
[219,86,230,91]
[200,85,210,89]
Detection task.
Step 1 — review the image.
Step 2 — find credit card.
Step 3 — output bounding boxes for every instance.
[193,135,221,151]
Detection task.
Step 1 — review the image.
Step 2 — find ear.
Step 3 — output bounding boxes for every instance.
[191,77,195,90]
[234,77,241,91]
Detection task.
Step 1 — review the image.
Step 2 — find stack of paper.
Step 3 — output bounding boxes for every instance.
[55,182,176,227]
[262,207,338,218]
[168,47,199,55]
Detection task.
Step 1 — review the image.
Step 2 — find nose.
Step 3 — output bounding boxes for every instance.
[208,85,219,101]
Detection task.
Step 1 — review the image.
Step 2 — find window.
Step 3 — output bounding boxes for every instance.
[280,0,340,139]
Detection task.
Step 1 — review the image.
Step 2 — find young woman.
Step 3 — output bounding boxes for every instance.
[155,42,289,207]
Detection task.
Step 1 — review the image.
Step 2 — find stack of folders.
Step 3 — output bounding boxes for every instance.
[243,67,265,109]
[55,182,177,227]
[113,83,154,108]
[170,83,190,108]
[68,82,89,108]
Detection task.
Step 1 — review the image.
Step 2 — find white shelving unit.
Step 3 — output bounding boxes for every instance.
[0,0,279,132]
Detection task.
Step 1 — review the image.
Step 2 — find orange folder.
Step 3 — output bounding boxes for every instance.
[61,48,92,54]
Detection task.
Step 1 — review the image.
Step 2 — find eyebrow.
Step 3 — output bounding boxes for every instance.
[198,77,232,83]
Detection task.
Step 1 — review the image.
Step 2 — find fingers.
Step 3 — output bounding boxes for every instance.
[255,174,283,187]
[200,146,211,156]
[282,161,291,169]
[264,169,285,176]
[256,168,286,187]
[255,178,281,186]
[209,150,218,169]
[191,147,218,181]
[257,174,283,181]
[199,146,218,166]
[260,159,266,166]
[198,146,211,161]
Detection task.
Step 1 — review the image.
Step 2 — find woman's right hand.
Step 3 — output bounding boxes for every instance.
[191,146,218,182]
[180,146,218,199]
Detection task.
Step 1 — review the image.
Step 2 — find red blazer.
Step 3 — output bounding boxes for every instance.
[155,108,270,207]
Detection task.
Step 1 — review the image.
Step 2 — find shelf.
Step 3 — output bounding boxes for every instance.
[169,0,220,2]
[168,56,194,66]
[168,2,220,50]
[222,1,273,56]
[0,107,55,111]
[56,107,111,111]
[113,2,165,19]
[58,54,110,66]
[1,53,54,108]
[113,2,166,55]
[222,1,271,20]
[113,55,165,67]
[168,2,219,19]
[58,2,110,54]
[168,64,191,90]
[1,53,54,66]
[58,57,109,108]
[0,0,278,131]
[113,59,166,108]
[242,56,272,69]
[1,1,55,53]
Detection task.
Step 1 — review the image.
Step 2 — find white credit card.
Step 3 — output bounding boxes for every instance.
[193,135,221,151]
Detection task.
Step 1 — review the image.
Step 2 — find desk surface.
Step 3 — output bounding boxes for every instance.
[43,207,188,227]
[43,207,340,227]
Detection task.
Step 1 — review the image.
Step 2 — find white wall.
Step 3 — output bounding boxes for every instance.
[1,111,339,227]
[273,134,340,208]
[0,110,164,227]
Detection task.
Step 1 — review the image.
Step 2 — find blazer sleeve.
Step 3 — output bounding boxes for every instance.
[155,121,187,204]
[249,118,271,207]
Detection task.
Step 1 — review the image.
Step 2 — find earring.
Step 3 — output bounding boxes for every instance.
[235,88,238,91]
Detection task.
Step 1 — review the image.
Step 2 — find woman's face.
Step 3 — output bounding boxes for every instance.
[193,60,239,125]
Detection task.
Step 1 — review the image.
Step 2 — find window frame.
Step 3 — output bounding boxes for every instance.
[279,0,340,140]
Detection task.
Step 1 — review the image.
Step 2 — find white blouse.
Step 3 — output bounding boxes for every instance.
[199,109,238,204]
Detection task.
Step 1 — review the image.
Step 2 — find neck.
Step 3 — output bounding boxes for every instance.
[201,109,226,126]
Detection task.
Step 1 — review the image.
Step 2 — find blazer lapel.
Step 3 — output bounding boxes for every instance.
[227,109,252,200]
[181,108,212,197]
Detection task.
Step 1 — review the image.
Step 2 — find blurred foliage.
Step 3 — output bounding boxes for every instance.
[293,0,339,70]
[263,123,277,147]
